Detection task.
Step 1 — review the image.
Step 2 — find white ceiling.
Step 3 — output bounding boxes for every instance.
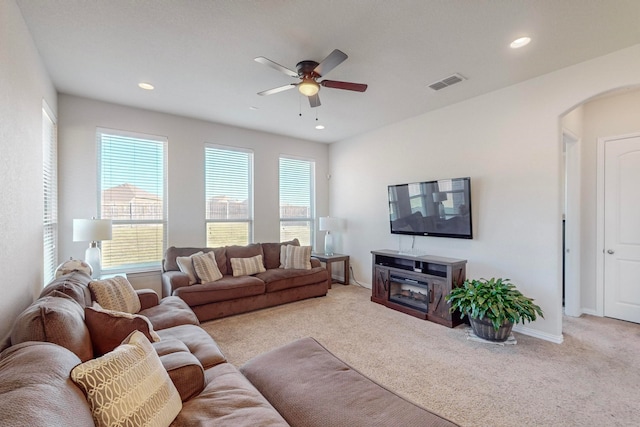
[17,0,640,143]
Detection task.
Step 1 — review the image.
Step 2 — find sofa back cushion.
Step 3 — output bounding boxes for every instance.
[39,270,93,307]
[262,239,300,270]
[225,243,264,274]
[0,341,95,426]
[164,246,226,274]
[10,294,93,362]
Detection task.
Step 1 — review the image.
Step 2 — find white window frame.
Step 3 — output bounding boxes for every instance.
[97,128,168,273]
[43,102,58,285]
[279,155,316,245]
[204,144,254,247]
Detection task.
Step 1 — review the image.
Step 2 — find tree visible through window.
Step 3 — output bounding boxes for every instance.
[98,129,167,272]
[279,156,315,245]
[205,145,253,247]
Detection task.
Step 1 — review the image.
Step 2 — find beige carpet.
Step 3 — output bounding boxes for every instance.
[200,285,640,427]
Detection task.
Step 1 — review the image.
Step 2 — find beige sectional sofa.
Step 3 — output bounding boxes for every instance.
[161,240,329,321]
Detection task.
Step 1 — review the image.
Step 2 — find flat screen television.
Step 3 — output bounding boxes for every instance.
[388,177,472,239]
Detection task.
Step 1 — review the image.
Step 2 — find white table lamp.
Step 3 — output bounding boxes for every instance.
[319,217,340,256]
[73,218,112,278]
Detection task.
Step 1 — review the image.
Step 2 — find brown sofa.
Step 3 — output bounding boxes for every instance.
[0,271,459,427]
[1,271,289,426]
[161,240,329,322]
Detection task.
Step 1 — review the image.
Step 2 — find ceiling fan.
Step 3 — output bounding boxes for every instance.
[254,49,368,108]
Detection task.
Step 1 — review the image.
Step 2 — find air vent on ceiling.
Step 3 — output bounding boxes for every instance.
[428,73,466,91]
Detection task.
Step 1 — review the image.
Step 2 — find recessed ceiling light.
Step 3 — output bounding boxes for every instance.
[138,82,154,90]
[510,37,531,49]
[315,125,325,130]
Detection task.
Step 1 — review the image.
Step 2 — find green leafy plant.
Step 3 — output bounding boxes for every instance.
[445,277,544,331]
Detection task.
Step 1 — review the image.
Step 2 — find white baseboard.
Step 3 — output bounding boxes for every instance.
[513,324,564,344]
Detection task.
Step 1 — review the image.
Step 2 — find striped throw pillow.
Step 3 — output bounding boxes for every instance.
[71,331,182,427]
[284,245,312,270]
[89,276,141,314]
[192,251,223,283]
[230,254,266,277]
[176,251,203,285]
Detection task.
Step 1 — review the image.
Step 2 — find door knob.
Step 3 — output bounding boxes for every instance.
[607,249,615,254]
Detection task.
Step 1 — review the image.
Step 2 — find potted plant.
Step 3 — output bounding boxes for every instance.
[445,277,544,342]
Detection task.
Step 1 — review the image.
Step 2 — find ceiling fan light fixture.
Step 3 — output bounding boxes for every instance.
[298,78,319,97]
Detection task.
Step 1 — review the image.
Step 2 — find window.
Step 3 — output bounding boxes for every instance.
[279,156,315,245]
[97,129,167,272]
[43,104,57,285]
[205,145,253,247]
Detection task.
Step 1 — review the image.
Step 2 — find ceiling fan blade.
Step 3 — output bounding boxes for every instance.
[257,84,297,96]
[320,80,368,92]
[308,93,321,108]
[313,49,348,77]
[254,57,298,78]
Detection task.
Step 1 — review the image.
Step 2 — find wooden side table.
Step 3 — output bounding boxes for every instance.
[312,253,350,289]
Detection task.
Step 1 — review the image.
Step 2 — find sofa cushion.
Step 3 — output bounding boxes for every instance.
[171,362,289,427]
[176,251,203,284]
[193,251,223,283]
[84,305,161,356]
[0,341,95,427]
[71,331,182,427]
[155,338,206,402]
[10,294,93,362]
[284,245,312,270]
[225,243,263,275]
[231,254,267,277]
[173,276,265,306]
[39,270,93,307]
[164,246,227,274]
[156,324,227,369]
[262,238,299,270]
[241,337,459,427]
[257,266,329,293]
[140,295,200,330]
[89,276,141,314]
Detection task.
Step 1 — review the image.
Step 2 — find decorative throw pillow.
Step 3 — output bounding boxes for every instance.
[192,251,223,283]
[230,254,267,277]
[176,251,203,285]
[89,276,141,314]
[284,245,312,270]
[71,331,182,427]
[85,304,161,356]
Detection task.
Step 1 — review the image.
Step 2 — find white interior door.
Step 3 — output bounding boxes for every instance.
[604,135,640,323]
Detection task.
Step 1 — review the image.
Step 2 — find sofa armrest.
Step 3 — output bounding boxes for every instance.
[162,271,190,298]
[310,257,321,268]
[136,289,159,310]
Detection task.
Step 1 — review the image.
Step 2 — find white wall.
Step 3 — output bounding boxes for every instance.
[329,44,640,343]
[58,95,330,294]
[0,0,57,344]
[578,89,640,312]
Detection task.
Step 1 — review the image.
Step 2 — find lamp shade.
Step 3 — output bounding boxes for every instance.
[319,217,340,232]
[298,79,320,96]
[432,192,448,203]
[73,218,113,242]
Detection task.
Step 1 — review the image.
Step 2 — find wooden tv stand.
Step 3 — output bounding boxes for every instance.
[371,250,467,328]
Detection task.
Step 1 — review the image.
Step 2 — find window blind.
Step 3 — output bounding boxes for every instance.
[43,105,58,285]
[279,156,315,245]
[205,145,253,246]
[97,129,167,272]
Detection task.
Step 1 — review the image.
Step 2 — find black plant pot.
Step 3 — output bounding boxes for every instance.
[469,317,513,342]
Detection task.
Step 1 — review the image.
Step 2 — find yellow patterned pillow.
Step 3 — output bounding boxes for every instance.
[230,254,266,277]
[71,331,182,427]
[284,245,312,270]
[192,251,223,283]
[89,276,141,314]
